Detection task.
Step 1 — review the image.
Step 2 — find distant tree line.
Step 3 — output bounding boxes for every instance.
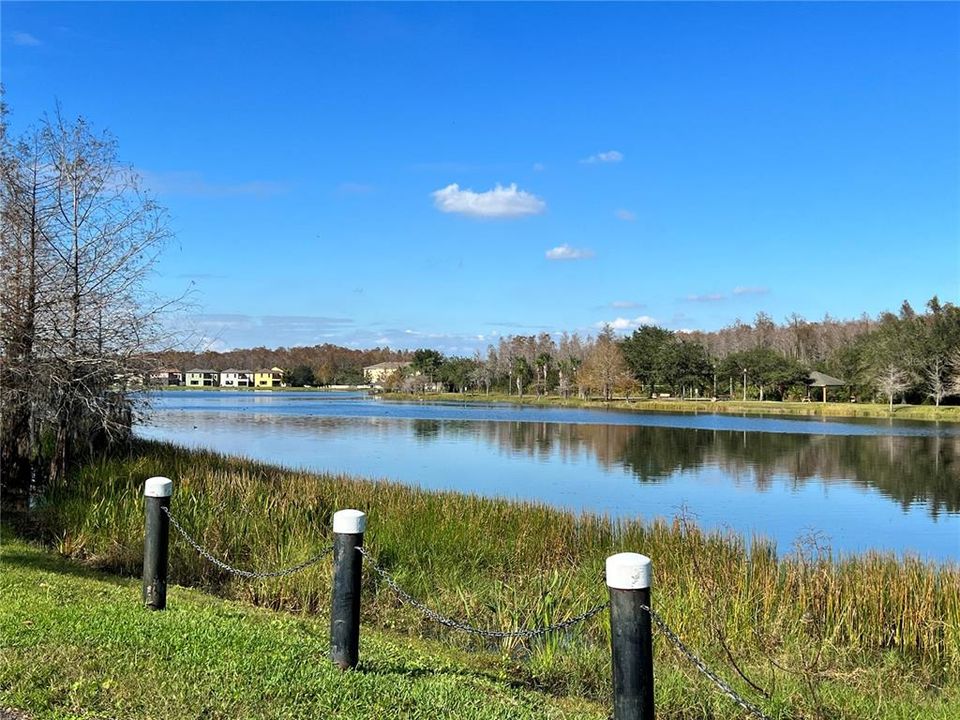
[160,297,960,405]
[381,297,960,406]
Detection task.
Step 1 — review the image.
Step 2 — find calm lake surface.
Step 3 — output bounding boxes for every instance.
[137,391,960,563]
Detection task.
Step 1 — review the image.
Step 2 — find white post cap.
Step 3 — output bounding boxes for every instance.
[144,476,173,498]
[606,552,652,590]
[333,509,366,534]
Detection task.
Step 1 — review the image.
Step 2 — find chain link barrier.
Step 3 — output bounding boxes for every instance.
[161,511,770,717]
[642,603,772,720]
[162,506,333,579]
[358,546,770,717]
[357,546,608,640]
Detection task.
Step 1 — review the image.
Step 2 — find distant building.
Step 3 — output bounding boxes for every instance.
[150,368,183,386]
[255,367,285,388]
[185,369,219,387]
[220,369,254,388]
[363,361,412,385]
[805,371,846,403]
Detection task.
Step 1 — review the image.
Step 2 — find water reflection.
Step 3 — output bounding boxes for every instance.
[146,409,960,516]
[417,420,960,516]
[138,394,960,561]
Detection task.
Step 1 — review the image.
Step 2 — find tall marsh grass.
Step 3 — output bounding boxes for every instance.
[34,440,960,718]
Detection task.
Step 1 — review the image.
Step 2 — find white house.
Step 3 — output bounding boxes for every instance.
[220,369,255,388]
[185,369,219,387]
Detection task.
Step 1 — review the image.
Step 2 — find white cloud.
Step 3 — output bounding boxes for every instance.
[545,244,594,261]
[597,315,657,332]
[611,300,642,309]
[431,182,545,218]
[615,209,636,221]
[582,150,623,164]
[12,32,41,47]
[733,286,770,296]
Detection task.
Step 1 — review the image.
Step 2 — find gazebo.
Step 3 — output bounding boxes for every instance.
[806,371,845,403]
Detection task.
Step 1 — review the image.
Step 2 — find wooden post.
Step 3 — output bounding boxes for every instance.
[142,476,172,611]
[330,509,365,670]
[608,552,654,720]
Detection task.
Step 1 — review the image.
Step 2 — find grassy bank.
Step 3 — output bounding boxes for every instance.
[26,441,960,718]
[383,392,960,423]
[0,534,601,719]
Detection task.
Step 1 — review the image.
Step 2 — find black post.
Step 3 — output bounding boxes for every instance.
[608,553,654,720]
[142,476,172,611]
[330,509,366,669]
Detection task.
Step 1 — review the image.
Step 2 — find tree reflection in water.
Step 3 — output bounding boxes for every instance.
[463,421,960,516]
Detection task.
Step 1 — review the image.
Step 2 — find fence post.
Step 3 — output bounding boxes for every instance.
[330,509,366,670]
[607,552,654,720]
[143,476,172,611]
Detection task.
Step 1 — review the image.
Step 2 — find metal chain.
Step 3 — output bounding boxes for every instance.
[162,506,333,579]
[357,546,608,639]
[163,511,769,717]
[641,603,772,720]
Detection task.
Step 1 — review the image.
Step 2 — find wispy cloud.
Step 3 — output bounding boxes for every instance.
[733,286,770,297]
[140,170,288,198]
[545,244,594,261]
[614,209,636,221]
[597,315,657,332]
[170,314,498,354]
[686,293,727,303]
[611,300,643,309]
[12,31,41,47]
[432,182,546,219]
[532,162,546,172]
[581,150,623,164]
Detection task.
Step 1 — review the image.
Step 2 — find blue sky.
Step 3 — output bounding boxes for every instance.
[4,2,958,353]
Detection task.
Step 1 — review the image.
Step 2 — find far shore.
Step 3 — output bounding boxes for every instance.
[380,391,960,423]
[143,385,960,422]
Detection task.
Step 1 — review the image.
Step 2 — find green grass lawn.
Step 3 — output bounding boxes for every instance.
[0,533,605,720]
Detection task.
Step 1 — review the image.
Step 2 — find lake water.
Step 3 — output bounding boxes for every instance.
[137,391,960,563]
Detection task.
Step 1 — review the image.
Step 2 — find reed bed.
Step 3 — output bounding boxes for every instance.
[35,440,960,718]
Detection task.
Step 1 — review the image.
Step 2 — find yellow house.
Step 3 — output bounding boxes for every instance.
[255,367,285,388]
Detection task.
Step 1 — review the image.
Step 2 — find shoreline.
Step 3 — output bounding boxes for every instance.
[142,386,960,422]
[381,391,960,423]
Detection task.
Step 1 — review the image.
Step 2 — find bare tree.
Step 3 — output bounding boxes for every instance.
[925,357,948,407]
[469,350,492,393]
[557,332,585,398]
[1,110,58,492]
[875,364,909,413]
[579,326,631,401]
[1,105,173,490]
